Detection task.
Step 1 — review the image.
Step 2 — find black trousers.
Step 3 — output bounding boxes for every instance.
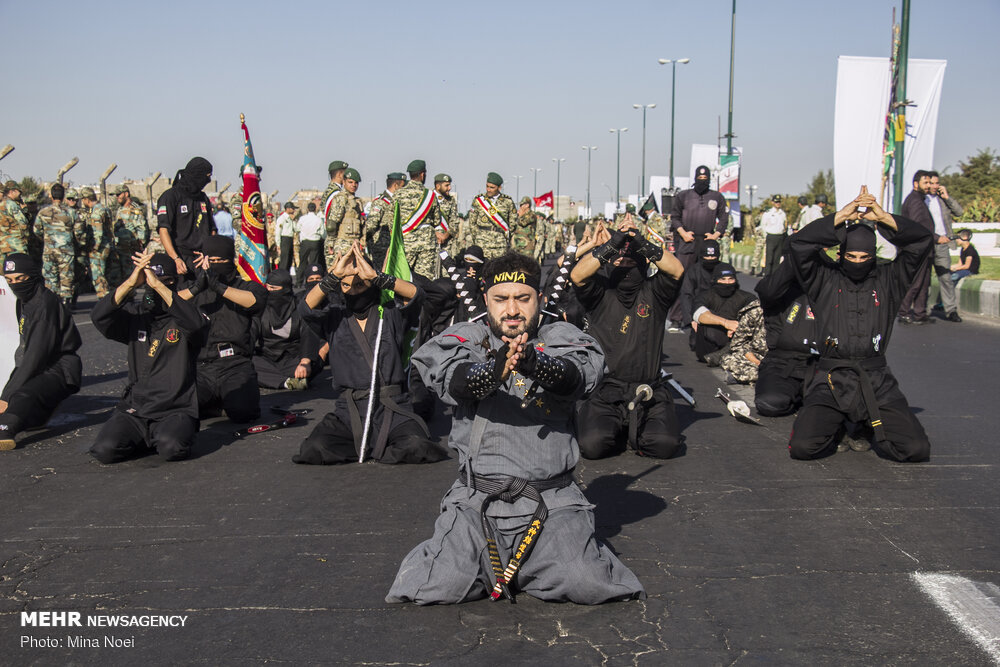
[667,253,695,323]
[253,354,322,389]
[754,354,813,417]
[278,236,295,271]
[90,410,199,463]
[899,258,932,319]
[0,372,75,436]
[764,234,786,276]
[293,412,446,465]
[196,357,261,423]
[297,240,323,285]
[788,397,930,462]
[576,380,682,460]
[693,324,729,361]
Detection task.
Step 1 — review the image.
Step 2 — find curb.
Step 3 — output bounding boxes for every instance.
[729,252,1000,320]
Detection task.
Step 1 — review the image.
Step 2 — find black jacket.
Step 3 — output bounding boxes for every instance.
[755,255,819,357]
[156,187,217,256]
[2,286,82,401]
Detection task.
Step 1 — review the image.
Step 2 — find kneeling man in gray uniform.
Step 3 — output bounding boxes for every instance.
[387,251,645,605]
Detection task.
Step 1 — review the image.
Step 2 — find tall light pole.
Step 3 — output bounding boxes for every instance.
[726,0,737,155]
[530,167,541,198]
[744,184,758,210]
[551,158,565,220]
[513,174,523,201]
[632,104,655,197]
[609,128,628,211]
[657,58,690,191]
[581,145,597,216]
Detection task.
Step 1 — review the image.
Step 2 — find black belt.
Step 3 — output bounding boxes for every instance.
[816,356,888,442]
[460,469,575,602]
[340,384,429,461]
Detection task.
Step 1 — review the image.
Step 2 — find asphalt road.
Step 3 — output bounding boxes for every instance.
[2,293,999,666]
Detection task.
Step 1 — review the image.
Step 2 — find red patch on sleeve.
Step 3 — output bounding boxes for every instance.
[444,334,468,343]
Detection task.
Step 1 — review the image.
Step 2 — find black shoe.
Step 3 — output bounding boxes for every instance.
[898,315,913,325]
[704,348,726,367]
[931,303,944,312]
[911,316,935,325]
[947,312,962,323]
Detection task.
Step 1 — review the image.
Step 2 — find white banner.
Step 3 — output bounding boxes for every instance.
[0,276,17,389]
[834,55,947,210]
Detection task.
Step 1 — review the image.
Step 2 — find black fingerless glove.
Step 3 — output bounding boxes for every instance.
[630,233,664,262]
[448,343,509,400]
[206,272,227,295]
[318,273,341,295]
[372,271,396,291]
[517,348,582,396]
[593,230,628,264]
[187,271,208,297]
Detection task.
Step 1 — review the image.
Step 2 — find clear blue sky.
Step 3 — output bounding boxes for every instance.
[2,0,997,209]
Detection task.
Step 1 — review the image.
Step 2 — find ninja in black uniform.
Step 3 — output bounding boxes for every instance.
[570,219,686,459]
[787,187,934,461]
[90,251,208,463]
[252,269,324,390]
[0,254,82,450]
[156,157,217,281]
[179,236,266,423]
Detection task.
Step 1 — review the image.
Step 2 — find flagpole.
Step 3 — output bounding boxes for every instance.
[358,310,385,463]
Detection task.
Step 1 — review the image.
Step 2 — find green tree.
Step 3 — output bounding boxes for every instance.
[939,148,1000,220]
[803,169,836,207]
[17,176,42,200]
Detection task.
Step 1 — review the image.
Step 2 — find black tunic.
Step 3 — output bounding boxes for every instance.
[156,187,217,256]
[194,278,267,361]
[755,257,819,356]
[91,293,208,420]
[669,188,728,257]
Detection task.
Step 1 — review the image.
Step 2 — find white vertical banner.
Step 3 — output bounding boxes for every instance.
[0,276,17,388]
[834,55,947,209]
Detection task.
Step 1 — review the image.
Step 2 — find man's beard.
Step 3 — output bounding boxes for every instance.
[487,309,540,339]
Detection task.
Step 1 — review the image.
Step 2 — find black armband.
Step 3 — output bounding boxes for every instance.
[318,273,341,295]
[517,349,582,396]
[594,230,628,264]
[372,271,396,291]
[449,353,507,400]
[632,234,664,262]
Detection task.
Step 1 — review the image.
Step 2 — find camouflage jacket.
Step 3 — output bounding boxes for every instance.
[113,200,150,254]
[465,192,514,257]
[720,299,767,383]
[510,210,538,253]
[36,202,85,251]
[365,191,394,249]
[391,181,442,231]
[326,190,364,241]
[321,182,343,226]
[437,192,459,234]
[85,203,114,251]
[0,197,31,254]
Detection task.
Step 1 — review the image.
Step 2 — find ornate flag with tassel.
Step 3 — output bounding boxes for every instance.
[235,113,268,283]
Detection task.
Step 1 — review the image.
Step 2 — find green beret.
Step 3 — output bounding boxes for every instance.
[387,172,406,181]
[625,203,636,214]
[407,159,426,174]
[79,186,97,199]
[486,172,503,186]
[519,196,532,206]
[344,167,361,182]
[65,188,80,199]
[327,160,348,173]
[112,184,130,195]
[434,173,452,183]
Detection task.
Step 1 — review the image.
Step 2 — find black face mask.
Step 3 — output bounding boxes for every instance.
[209,262,237,284]
[841,258,875,282]
[609,262,645,306]
[701,258,720,271]
[9,276,40,301]
[140,287,168,315]
[343,286,379,316]
[712,282,738,298]
[694,179,710,195]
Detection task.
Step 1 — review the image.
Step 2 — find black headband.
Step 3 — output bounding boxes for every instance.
[483,269,541,291]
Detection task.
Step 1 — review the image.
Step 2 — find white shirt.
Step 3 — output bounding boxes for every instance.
[297,212,325,242]
[276,211,298,238]
[925,195,946,237]
[760,207,787,235]
[798,204,822,229]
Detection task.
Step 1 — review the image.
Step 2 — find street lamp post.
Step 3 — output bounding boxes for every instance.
[609,128,628,212]
[551,158,565,220]
[632,104,655,198]
[530,167,541,198]
[657,58,691,191]
[744,184,758,210]
[581,145,597,216]
[513,174,523,202]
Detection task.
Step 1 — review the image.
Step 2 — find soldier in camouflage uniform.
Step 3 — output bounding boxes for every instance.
[719,214,735,264]
[464,172,514,260]
[320,159,348,227]
[324,167,365,264]
[719,299,767,384]
[79,187,113,297]
[391,160,445,280]
[511,196,538,257]
[364,172,406,269]
[35,183,85,303]
[434,173,459,263]
[749,209,767,276]
[21,193,43,261]
[64,188,89,297]
[1,180,32,259]
[108,184,149,287]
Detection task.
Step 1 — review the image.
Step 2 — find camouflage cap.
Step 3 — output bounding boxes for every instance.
[344,167,361,182]
[519,196,532,206]
[79,186,97,199]
[486,172,503,186]
[327,160,348,173]
[434,173,452,184]
[407,159,426,174]
[65,188,80,199]
[112,184,130,195]
[3,180,19,193]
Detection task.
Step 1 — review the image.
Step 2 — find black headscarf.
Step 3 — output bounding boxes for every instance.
[605,253,648,307]
[3,253,42,301]
[175,157,213,195]
[262,269,296,330]
[840,223,877,282]
[711,262,739,298]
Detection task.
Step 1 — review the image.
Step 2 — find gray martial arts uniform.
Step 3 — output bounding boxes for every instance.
[386,319,646,605]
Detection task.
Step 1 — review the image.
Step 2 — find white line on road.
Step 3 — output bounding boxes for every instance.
[912,572,1000,663]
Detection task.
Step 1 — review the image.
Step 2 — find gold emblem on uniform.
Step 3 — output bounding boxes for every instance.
[148,340,160,357]
[620,315,630,334]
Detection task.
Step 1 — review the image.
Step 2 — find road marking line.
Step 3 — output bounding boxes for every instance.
[912,572,1000,663]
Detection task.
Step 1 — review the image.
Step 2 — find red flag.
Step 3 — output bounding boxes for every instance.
[533,191,554,210]
[236,113,267,284]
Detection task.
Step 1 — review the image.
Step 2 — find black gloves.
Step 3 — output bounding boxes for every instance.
[516,347,581,396]
[593,229,629,264]
[371,271,396,291]
[449,342,509,400]
[318,273,341,295]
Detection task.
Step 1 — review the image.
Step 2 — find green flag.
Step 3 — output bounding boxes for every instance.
[380,202,416,364]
